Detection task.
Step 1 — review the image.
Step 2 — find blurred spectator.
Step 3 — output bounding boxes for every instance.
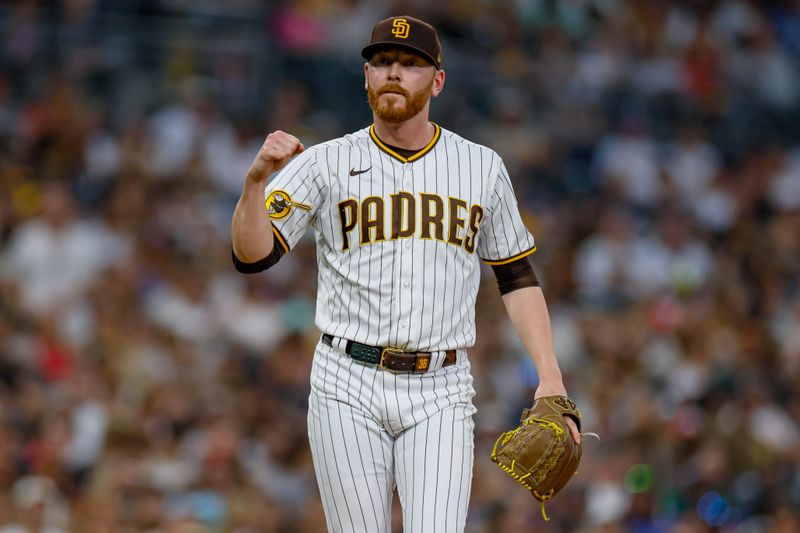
[0,181,127,316]
[0,475,69,533]
[592,118,662,207]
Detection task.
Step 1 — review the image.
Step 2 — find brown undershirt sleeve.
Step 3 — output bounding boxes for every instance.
[231,245,285,274]
[491,256,540,295]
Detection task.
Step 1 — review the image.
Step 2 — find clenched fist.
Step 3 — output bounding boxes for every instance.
[246,130,305,185]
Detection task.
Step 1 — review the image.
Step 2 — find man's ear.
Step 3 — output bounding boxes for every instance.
[431,69,446,97]
[364,63,369,91]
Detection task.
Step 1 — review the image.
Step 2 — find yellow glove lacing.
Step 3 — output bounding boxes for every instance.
[533,489,555,521]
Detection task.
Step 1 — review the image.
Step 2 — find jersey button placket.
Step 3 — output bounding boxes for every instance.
[397,164,414,341]
[401,167,413,247]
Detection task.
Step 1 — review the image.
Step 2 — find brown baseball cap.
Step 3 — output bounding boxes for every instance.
[361,15,442,69]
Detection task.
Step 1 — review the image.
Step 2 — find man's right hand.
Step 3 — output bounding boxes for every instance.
[246,130,305,185]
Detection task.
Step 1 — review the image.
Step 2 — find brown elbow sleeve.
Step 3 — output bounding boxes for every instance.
[491,257,540,295]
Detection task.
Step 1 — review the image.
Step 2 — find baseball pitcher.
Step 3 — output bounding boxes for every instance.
[231,15,582,532]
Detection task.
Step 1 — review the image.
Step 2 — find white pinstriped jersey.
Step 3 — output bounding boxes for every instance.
[264,123,535,352]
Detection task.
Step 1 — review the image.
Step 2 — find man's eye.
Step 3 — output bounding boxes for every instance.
[376,57,391,65]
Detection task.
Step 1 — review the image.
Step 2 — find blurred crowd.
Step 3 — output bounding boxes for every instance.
[0,0,799,531]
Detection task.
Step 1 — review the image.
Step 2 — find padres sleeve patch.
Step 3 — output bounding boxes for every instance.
[265,190,311,220]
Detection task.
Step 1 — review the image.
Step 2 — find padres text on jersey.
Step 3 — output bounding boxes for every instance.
[264,123,536,352]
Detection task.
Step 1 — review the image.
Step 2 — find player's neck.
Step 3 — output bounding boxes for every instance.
[372,114,435,151]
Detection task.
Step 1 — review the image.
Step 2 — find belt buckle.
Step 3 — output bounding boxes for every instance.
[380,347,404,373]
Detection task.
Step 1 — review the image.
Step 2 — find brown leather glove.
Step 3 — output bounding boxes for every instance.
[490,396,582,521]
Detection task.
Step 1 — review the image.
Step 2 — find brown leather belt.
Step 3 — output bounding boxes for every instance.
[322,334,456,373]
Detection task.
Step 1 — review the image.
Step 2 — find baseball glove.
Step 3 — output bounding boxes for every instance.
[490,396,583,521]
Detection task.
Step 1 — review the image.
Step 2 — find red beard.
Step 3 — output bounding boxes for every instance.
[367,78,434,123]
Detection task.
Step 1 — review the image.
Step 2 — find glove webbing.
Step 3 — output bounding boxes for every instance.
[490,416,565,521]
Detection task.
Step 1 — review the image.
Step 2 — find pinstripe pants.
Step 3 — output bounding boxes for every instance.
[308,340,476,533]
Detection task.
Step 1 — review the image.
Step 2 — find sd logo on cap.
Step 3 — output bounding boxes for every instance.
[391,19,411,39]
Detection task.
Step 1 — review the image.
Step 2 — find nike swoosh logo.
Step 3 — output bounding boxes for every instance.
[349,166,372,176]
